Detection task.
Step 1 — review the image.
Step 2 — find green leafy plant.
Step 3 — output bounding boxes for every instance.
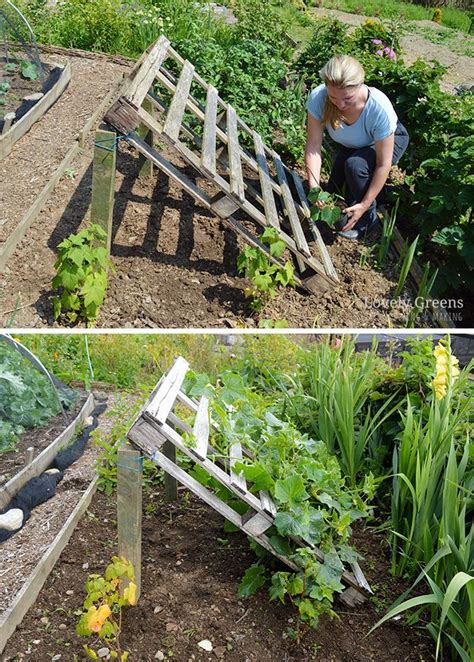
[0,340,75,451]
[377,199,399,266]
[406,261,439,328]
[237,227,295,311]
[76,556,137,660]
[394,234,418,297]
[20,61,39,80]
[52,223,114,325]
[308,188,342,227]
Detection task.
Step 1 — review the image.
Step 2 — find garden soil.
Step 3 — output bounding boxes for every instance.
[1,485,436,662]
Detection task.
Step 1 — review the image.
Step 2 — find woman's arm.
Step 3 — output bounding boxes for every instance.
[342,133,394,228]
[305,112,324,189]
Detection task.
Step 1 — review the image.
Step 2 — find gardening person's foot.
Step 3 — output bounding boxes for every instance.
[337,215,380,241]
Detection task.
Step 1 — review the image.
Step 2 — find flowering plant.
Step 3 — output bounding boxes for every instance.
[372,39,397,61]
[431,340,460,400]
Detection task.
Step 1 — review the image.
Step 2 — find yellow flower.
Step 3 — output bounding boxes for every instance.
[86,604,112,632]
[431,341,460,400]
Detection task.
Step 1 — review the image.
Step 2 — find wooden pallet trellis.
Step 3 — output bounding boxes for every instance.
[123,357,371,608]
[103,35,339,294]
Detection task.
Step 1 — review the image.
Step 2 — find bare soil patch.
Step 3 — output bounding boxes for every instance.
[1,487,435,661]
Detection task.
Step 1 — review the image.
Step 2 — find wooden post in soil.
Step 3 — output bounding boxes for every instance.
[163,440,178,501]
[138,97,154,179]
[117,445,143,601]
[90,123,117,254]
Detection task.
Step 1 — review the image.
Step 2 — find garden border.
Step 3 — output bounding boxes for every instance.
[0,473,99,654]
[0,392,95,511]
[0,60,71,161]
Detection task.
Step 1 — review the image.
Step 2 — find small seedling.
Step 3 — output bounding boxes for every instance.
[377,198,400,266]
[76,556,137,661]
[20,61,39,81]
[63,167,78,180]
[237,227,295,311]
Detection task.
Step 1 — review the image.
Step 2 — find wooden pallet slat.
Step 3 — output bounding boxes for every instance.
[229,442,247,493]
[147,356,189,422]
[162,60,195,143]
[126,35,170,107]
[273,151,311,258]
[242,510,273,536]
[259,490,277,517]
[253,130,280,230]
[226,105,245,202]
[201,85,218,176]
[191,396,210,461]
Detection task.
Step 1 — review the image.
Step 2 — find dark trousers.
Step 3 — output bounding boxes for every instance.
[327,121,409,228]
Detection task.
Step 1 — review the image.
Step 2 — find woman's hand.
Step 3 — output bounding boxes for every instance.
[341,202,368,230]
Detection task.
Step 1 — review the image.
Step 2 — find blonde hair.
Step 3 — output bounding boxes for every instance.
[319,55,365,129]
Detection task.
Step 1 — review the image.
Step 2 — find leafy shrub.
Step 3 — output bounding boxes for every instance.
[0,341,75,451]
[52,223,114,326]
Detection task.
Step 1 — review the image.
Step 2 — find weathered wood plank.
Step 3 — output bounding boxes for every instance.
[138,96,154,178]
[201,85,218,176]
[147,356,189,423]
[192,396,209,461]
[242,510,272,536]
[259,490,277,517]
[126,36,170,107]
[90,125,117,255]
[273,151,311,257]
[163,60,195,143]
[117,446,143,600]
[0,476,98,654]
[2,112,15,135]
[226,105,245,202]
[229,442,247,493]
[253,131,280,229]
[163,440,178,501]
[0,393,95,511]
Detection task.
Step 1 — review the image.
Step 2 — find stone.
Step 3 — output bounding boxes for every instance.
[197,640,213,652]
[51,656,61,661]
[0,508,24,531]
[65,590,74,596]
[23,92,44,102]
[153,605,164,614]
[97,648,110,658]
[58,624,67,630]
[40,616,49,625]
[166,622,178,632]
[155,652,165,661]
[82,562,89,570]
[45,468,60,475]
[214,646,226,658]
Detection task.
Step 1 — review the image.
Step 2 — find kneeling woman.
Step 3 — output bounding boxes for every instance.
[305,54,409,239]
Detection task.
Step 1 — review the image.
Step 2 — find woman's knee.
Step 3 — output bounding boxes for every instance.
[344,153,372,180]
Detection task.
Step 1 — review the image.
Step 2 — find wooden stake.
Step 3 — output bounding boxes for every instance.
[138,97,154,179]
[117,446,143,601]
[91,124,117,254]
[162,440,178,501]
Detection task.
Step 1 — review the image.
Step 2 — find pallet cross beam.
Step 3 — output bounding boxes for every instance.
[104,35,339,294]
[124,359,371,609]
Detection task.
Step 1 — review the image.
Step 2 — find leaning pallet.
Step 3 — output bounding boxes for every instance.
[102,35,339,294]
[124,357,372,609]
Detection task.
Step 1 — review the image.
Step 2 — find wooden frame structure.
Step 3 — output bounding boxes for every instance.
[103,35,339,294]
[123,358,372,608]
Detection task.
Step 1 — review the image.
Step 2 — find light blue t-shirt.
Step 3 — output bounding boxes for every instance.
[306,84,398,148]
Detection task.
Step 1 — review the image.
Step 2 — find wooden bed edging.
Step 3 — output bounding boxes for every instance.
[0,61,72,161]
[0,474,99,654]
[0,392,95,511]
